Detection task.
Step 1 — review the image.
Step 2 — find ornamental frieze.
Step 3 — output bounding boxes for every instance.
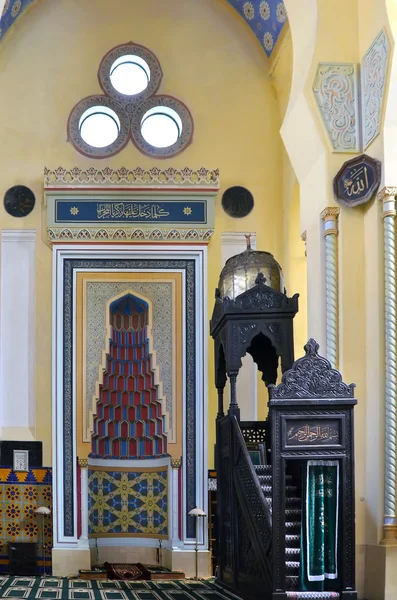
[44,166,219,244]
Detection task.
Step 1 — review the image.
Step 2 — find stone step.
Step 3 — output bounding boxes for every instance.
[257,474,293,485]
[285,593,340,599]
[285,575,299,591]
[285,561,300,576]
[286,534,300,547]
[285,509,302,520]
[286,547,300,558]
[253,465,272,475]
[285,522,301,534]
[260,484,298,496]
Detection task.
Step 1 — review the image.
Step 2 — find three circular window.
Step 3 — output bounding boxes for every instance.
[67,43,194,158]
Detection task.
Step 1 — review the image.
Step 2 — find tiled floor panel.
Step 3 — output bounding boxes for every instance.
[0,578,242,600]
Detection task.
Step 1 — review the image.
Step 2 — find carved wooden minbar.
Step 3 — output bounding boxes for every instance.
[210,275,299,420]
[269,339,357,600]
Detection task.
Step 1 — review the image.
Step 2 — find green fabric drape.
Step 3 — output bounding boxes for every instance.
[299,460,339,592]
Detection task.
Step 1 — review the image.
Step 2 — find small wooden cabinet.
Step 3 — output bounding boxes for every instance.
[8,542,37,576]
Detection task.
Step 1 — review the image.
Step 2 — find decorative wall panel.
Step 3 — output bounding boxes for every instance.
[0,468,52,574]
[313,63,360,153]
[61,257,197,540]
[361,29,389,149]
[88,468,167,538]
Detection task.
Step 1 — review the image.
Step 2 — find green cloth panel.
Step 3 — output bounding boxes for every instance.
[299,460,340,592]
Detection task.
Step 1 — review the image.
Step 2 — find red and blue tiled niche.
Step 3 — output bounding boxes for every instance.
[88,468,168,537]
[90,293,167,459]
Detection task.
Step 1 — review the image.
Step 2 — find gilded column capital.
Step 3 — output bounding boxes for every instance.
[78,458,89,469]
[321,207,340,237]
[171,458,182,469]
[378,187,397,218]
[320,207,340,221]
[377,186,397,202]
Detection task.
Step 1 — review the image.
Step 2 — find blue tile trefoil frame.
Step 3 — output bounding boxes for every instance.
[62,258,197,539]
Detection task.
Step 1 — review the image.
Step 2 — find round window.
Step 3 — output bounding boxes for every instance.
[98,43,163,103]
[140,106,183,148]
[79,106,120,148]
[110,55,151,96]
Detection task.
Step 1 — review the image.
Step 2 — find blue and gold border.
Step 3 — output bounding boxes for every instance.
[63,258,196,538]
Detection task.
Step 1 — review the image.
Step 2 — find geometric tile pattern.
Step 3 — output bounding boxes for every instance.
[226,0,288,57]
[0,1,287,59]
[91,294,167,459]
[0,577,241,599]
[88,469,167,538]
[86,282,173,438]
[0,0,36,43]
[0,469,52,574]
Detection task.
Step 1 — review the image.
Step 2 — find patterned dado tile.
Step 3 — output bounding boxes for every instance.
[0,469,52,574]
[88,469,167,538]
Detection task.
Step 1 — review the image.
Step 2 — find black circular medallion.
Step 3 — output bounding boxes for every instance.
[221,186,254,218]
[4,186,35,218]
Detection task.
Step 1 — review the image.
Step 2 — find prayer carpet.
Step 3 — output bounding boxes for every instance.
[0,576,243,599]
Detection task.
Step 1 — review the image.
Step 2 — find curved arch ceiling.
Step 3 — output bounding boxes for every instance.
[0,0,287,57]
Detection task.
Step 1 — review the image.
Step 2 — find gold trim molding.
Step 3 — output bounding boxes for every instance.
[44,166,220,187]
[47,227,214,243]
[171,458,182,469]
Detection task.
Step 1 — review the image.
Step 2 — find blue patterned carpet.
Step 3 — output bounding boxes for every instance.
[0,577,242,599]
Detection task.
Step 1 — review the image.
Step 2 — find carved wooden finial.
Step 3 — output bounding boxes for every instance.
[255,272,267,285]
[245,233,252,250]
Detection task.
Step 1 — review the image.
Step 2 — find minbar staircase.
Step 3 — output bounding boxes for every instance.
[254,463,340,600]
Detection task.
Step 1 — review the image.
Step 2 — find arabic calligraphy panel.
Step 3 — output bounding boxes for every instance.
[55,199,207,225]
[333,153,381,208]
[284,418,342,448]
[313,63,360,153]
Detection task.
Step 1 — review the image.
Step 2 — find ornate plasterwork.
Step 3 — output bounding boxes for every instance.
[313,63,360,153]
[361,29,389,150]
[47,227,214,243]
[44,166,219,187]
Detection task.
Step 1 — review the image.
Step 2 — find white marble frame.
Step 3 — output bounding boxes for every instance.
[52,244,208,551]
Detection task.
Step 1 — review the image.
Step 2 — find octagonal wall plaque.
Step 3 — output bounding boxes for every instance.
[333,154,381,208]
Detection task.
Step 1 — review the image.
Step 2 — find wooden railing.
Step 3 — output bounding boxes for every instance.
[216,414,272,600]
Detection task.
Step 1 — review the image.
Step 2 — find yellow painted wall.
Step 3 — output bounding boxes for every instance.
[0,0,285,467]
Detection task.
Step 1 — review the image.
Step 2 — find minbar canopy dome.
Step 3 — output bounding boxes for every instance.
[217,235,284,300]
